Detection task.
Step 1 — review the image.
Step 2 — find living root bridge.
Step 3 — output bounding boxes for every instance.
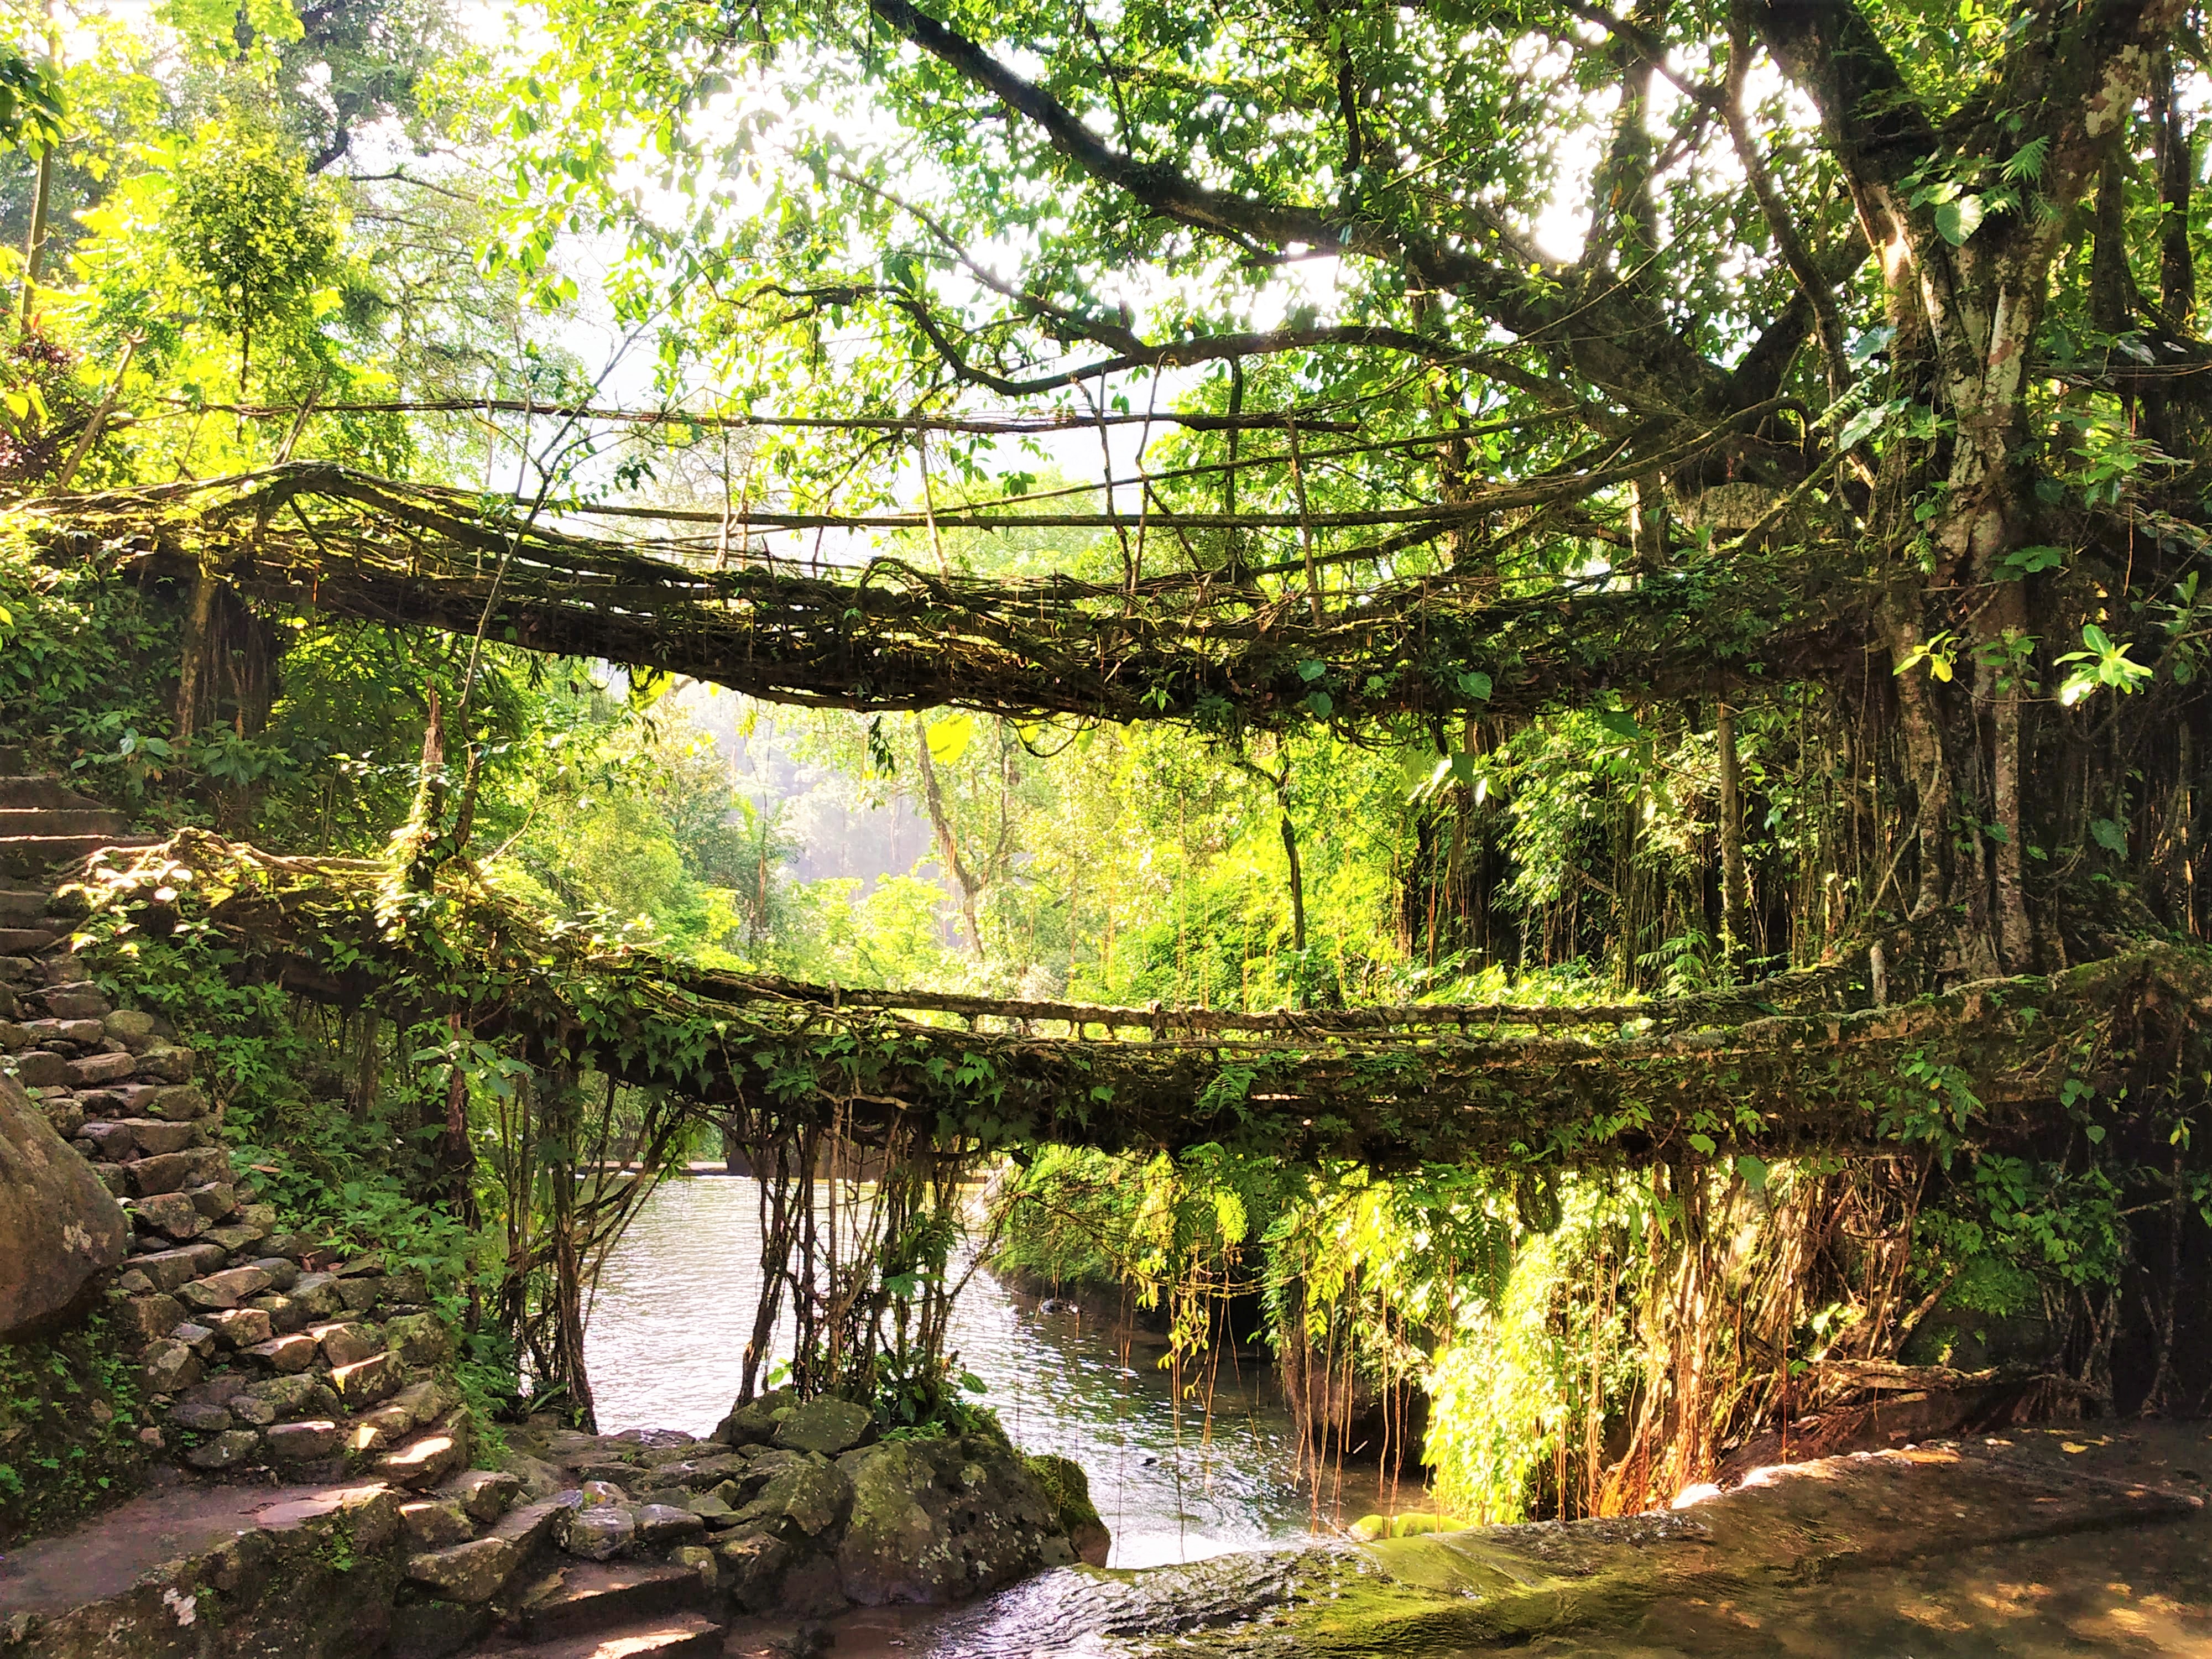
[77,833,2212,1171]
[19,462,1858,728]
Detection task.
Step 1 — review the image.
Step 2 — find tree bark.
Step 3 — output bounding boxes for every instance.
[1717,700,1750,960]
[914,716,985,956]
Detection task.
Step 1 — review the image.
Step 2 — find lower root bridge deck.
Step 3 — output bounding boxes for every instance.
[70,831,2212,1171]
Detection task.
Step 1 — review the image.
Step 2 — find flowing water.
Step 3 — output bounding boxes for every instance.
[585,1173,1416,1571]
[586,1176,2212,1658]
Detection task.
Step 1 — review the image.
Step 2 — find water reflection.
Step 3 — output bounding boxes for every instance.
[585,1175,1412,1568]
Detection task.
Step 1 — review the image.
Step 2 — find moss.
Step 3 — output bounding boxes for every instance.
[1024,1452,1104,1539]
[0,1309,147,1547]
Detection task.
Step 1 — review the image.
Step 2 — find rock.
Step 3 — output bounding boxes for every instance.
[43,1094,85,1138]
[737,1457,853,1541]
[836,1434,1073,1606]
[184,1428,262,1470]
[139,1336,202,1394]
[135,1044,196,1083]
[0,1067,129,1337]
[405,1535,523,1603]
[126,1190,206,1241]
[144,1083,208,1120]
[105,1009,156,1041]
[204,1306,274,1348]
[572,1460,649,1493]
[41,988,111,1020]
[114,1267,154,1296]
[673,1543,720,1593]
[559,1504,636,1560]
[123,1118,205,1156]
[129,1240,227,1291]
[291,1270,346,1316]
[227,1393,278,1427]
[201,1222,268,1254]
[383,1269,430,1305]
[68,1050,138,1086]
[684,1491,735,1523]
[251,1292,310,1334]
[8,1049,71,1088]
[331,1350,403,1408]
[336,1251,387,1277]
[446,1468,523,1524]
[719,1527,797,1613]
[172,1320,218,1358]
[309,1319,383,1367]
[261,1231,314,1260]
[385,1311,452,1366]
[187,1180,238,1220]
[637,1503,709,1545]
[335,1275,384,1312]
[400,1499,475,1548]
[248,1333,321,1373]
[578,1478,629,1507]
[347,1405,414,1455]
[249,1255,300,1291]
[392,1378,446,1428]
[183,1264,273,1308]
[78,1119,135,1160]
[237,1201,277,1228]
[714,1387,797,1447]
[124,1146,222,1197]
[119,1291,186,1344]
[773,1396,876,1457]
[266,1418,345,1460]
[1025,1454,1111,1567]
[241,1371,343,1420]
[170,1401,233,1433]
[378,1413,471,1489]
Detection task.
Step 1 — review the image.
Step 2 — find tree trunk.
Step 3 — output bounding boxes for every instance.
[1717,700,1750,960]
[913,716,984,955]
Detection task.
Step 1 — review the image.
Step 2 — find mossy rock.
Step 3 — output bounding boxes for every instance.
[1024,1453,1110,1566]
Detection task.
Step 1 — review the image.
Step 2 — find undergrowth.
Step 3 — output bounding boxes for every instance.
[0,1312,145,1548]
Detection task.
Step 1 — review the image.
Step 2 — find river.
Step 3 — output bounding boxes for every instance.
[583,1173,1415,1572]
[585,1176,2212,1658]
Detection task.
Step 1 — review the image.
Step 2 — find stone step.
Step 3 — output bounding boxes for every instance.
[508,1562,711,1644]
[0,925,60,953]
[0,775,109,811]
[0,806,131,836]
[493,1613,724,1659]
[0,888,51,923]
[0,833,158,879]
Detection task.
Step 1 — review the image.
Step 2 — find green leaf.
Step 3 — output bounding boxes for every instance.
[1734,1154,1769,1191]
[1304,690,1333,717]
[1296,659,1327,682]
[2000,544,2065,577]
[1934,194,1985,245]
[1458,670,1492,701]
[2089,817,2128,856]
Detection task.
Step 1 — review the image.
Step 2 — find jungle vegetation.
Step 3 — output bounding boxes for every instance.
[1,0,2210,1524]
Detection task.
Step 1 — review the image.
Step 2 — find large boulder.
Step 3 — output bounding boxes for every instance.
[836,1433,1077,1606]
[0,1068,129,1338]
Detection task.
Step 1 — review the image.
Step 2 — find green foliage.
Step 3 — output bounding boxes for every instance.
[0,1313,145,1548]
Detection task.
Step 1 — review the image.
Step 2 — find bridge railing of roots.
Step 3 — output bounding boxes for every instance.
[61,830,2212,1427]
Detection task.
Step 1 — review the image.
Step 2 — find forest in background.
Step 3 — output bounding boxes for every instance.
[0,0,2208,1529]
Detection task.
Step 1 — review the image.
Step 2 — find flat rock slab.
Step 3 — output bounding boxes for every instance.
[916,1442,2202,1657]
[0,1475,391,1616]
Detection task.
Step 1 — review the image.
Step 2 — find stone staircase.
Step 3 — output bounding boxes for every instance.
[464,1559,727,1658]
[0,745,157,948]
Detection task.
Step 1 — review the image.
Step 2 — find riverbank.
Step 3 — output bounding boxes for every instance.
[818,1422,2212,1657]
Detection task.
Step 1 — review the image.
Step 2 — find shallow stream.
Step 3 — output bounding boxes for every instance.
[587,1175,2212,1658]
[584,1173,1413,1571]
